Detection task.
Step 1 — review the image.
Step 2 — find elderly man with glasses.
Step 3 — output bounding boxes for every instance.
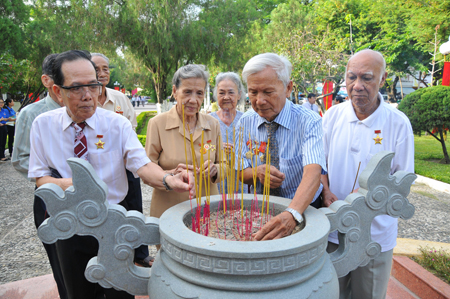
[28,50,193,299]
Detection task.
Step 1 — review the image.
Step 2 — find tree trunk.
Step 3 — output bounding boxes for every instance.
[152,71,168,105]
[399,77,404,100]
[439,128,450,164]
[389,76,399,101]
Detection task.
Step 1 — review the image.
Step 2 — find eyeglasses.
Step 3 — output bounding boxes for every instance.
[60,83,102,99]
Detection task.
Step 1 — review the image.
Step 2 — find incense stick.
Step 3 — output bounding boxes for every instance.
[351,161,362,193]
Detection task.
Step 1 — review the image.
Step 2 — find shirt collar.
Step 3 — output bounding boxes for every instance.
[102,88,115,106]
[165,105,212,140]
[45,95,61,110]
[346,92,384,127]
[256,98,291,130]
[62,107,97,131]
[165,106,181,130]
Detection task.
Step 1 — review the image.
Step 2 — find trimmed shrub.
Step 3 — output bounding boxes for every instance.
[136,111,157,135]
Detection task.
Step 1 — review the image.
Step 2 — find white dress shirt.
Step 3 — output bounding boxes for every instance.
[322,95,414,252]
[28,107,150,204]
[98,87,137,130]
[302,101,320,114]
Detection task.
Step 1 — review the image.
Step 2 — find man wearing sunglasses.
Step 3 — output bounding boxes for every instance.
[28,50,193,299]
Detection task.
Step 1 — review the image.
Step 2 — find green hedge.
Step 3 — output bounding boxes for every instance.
[136,111,157,135]
[137,135,146,147]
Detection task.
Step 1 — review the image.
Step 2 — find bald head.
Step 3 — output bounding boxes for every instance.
[347,49,386,83]
[345,49,388,120]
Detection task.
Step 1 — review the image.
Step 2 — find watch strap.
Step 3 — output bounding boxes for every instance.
[163,173,174,191]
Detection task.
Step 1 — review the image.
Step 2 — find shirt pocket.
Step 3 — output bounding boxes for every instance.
[279,155,303,193]
[89,150,123,186]
[365,143,387,166]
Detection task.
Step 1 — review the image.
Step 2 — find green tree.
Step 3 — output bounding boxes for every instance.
[0,0,30,59]
[0,53,30,97]
[398,86,450,164]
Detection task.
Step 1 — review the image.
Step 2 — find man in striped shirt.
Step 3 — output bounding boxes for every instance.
[234,53,327,241]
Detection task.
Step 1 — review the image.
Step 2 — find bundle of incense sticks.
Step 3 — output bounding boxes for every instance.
[181,107,275,239]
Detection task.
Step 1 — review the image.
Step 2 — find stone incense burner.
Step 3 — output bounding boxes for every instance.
[37,151,416,298]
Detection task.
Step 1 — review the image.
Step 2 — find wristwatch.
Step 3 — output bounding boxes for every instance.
[285,208,304,225]
[162,173,174,191]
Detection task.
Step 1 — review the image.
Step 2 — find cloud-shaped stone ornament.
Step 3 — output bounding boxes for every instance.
[36,158,159,296]
[320,151,416,277]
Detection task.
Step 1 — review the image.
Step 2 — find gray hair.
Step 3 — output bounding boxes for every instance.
[213,72,246,104]
[91,53,110,65]
[347,49,386,83]
[242,53,292,87]
[172,64,209,89]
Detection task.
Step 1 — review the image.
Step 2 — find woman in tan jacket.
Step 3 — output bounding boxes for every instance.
[145,64,227,218]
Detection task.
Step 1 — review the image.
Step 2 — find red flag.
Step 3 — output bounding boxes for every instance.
[442,62,450,86]
[322,80,333,110]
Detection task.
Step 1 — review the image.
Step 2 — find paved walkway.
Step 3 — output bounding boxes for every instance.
[2,155,450,299]
[1,158,450,285]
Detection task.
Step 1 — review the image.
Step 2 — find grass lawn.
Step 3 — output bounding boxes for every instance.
[415,134,450,184]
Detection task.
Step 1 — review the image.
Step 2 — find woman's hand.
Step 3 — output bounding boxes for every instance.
[223,142,234,155]
[173,163,197,175]
[201,160,217,180]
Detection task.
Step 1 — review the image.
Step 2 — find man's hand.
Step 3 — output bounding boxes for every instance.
[322,189,338,207]
[58,178,73,190]
[36,176,73,190]
[166,171,195,198]
[256,164,285,188]
[253,211,297,241]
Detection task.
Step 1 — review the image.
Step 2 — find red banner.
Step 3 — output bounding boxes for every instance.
[121,88,125,94]
[442,62,450,86]
[114,86,120,91]
[29,93,40,102]
[322,81,333,110]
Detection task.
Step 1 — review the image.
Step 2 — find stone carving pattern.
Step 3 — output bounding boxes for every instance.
[35,151,415,296]
[320,151,416,278]
[36,158,160,296]
[161,237,325,275]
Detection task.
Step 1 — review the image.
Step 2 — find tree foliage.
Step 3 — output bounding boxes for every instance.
[3,0,450,108]
[0,0,30,59]
[398,86,450,163]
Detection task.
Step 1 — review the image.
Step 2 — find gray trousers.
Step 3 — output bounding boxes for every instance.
[327,242,393,299]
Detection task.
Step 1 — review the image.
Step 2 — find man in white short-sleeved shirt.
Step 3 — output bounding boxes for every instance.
[28,50,192,299]
[321,49,414,299]
[302,93,320,114]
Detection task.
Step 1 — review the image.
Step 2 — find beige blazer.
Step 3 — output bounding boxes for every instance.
[145,106,227,218]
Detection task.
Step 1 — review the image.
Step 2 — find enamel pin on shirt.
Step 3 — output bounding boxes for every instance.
[115,105,123,115]
[199,140,214,154]
[95,134,105,149]
[373,130,383,145]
